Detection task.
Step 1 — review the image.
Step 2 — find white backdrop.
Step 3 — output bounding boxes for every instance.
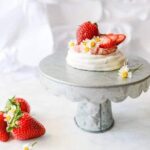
[0,0,149,74]
[0,1,150,150]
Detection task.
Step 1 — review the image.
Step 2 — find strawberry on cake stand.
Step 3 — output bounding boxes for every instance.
[39,22,150,133]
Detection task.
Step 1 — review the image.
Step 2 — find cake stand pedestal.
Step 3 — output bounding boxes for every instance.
[39,51,150,133]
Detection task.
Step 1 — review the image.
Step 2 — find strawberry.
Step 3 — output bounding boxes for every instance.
[115,34,126,45]
[11,113,45,140]
[99,34,126,48]
[15,98,30,113]
[106,33,118,44]
[5,97,30,113]
[0,112,9,142]
[76,21,99,44]
[5,97,45,140]
[99,35,115,48]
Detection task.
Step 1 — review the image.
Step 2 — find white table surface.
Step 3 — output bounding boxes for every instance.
[0,75,150,150]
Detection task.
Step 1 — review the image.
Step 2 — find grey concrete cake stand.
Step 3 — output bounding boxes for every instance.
[39,51,150,133]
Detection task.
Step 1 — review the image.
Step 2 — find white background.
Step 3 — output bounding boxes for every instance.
[0,0,150,149]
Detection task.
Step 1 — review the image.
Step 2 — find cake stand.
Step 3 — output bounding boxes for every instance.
[39,50,150,133]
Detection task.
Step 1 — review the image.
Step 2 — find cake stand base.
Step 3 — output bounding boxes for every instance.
[75,100,114,133]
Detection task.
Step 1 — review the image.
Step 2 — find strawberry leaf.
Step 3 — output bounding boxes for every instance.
[5,96,16,112]
[6,97,23,132]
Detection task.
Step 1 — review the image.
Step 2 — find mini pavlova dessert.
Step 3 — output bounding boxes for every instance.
[66,21,126,71]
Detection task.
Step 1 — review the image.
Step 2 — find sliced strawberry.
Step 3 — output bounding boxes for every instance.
[0,112,9,142]
[116,34,126,45]
[97,46,117,55]
[99,35,114,48]
[106,33,118,44]
[90,47,99,55]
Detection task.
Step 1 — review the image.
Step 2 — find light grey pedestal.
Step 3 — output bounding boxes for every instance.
[39,51,150,133]
[75,100,114,132]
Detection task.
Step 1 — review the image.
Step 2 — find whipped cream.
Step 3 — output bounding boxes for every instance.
[66,49,126,71]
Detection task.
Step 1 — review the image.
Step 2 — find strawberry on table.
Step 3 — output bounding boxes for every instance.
[76,21,99,44]
[5,102,46,140]
[5,97,30,113]
[11,113,45,140]
[0,112,9,142]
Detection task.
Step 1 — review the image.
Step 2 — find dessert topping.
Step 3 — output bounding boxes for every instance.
[76,21,99,44]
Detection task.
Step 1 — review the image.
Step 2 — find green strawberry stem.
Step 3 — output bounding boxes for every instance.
[32,141,38,147]
[130,64,143,73]
[5,96,23,132]
[125,59,143,73]
[116,64,143,72]
[94,22,98,26]
[5,96,16,112]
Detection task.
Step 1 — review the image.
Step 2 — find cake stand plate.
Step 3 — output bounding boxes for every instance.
[39,51,150,133]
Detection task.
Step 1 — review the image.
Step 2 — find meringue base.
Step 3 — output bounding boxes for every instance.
[66,50,126,71]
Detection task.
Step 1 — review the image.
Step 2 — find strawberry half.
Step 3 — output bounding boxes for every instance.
[99,35,115,48]
[76,21,99,44]
[5,97,30,113]
[99,34,126,48]
[12,113,45,140]
[115,34,126,45]
[106,33,118,44]
[0,112,9,142]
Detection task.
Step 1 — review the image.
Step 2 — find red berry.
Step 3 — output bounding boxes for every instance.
[0,112,9,142]
[106,33,126,45]
[115,34,126,45]
[12,113,45,140]
[15,98,30,113]
[76,21,99,44]
[106,33,118,44]
[5,97,30,113]
[99,35,114,48]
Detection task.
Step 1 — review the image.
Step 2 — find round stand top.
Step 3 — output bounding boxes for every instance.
[39,51,150,88]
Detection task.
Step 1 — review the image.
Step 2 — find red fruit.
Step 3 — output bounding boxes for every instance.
[99,35,114,48]
[0,112,9,142]
[106,33,118,44]
[5,97,30,113]
[15,98,30,113]
[116,34,126,45]
[76,21,99,44]
[12,113,45,140]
